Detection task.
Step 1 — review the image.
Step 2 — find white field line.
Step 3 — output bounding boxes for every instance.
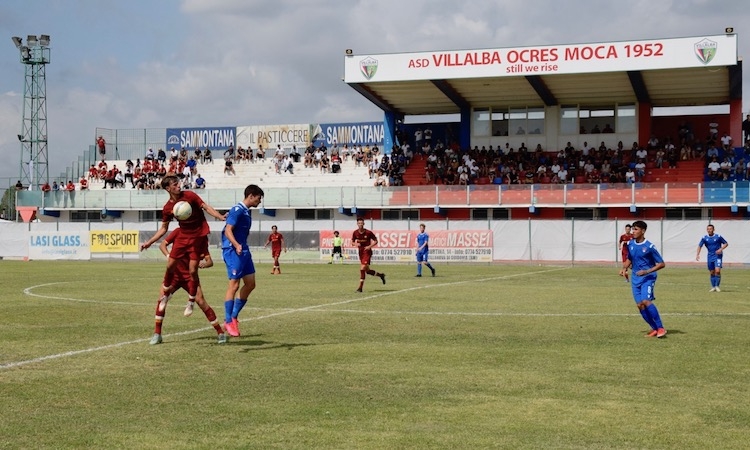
[3,266,740,370]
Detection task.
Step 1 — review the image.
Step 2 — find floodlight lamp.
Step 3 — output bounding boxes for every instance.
[12,36,22,48]
[17,134,23,142]
[39,34,50,46]
[27,35,37,46]
[345,49,353,56]
[20,46,30,61]
[725,27,734,34]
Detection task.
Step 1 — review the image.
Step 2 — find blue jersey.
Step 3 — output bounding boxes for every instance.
[698,234,727,260]
[627,239,664,285]
[221,202,251,250]
[416,232,429,251]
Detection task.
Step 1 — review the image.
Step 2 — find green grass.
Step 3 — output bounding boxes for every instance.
[1,260,750,449]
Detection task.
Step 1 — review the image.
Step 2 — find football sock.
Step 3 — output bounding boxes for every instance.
[224,300,234,323]
[426,263,434,271]
[715,274,721,287]
[639,309,657,330]
[203,307,223,334]
[154,302,164,334]
[417,264,422,276]
[232,298,248,319]
[645,304,663,329]
[366,269,375,276]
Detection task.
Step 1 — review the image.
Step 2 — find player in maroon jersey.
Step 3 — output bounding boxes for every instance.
[140,175,226,314]
[264,225,287,274]
[352,217,386,292]
[619,223,633,282]
[149,228,227,345]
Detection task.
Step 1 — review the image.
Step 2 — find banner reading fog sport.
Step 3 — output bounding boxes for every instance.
[319,230,492,262]
[89,231,139,253]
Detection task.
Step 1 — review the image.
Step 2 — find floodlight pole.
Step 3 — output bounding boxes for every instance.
[12,34,51,190]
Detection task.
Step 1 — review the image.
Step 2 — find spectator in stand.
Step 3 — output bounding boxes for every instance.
[204,148,213,164]
[145,147,155,161]
[602,123,614,133]
[194,173,206,189]
[96,135,106,161]
[647,135,659,150]
[66,180,76,192]
[654,148,665,169]
[591,124,601,134]
[720,157,732,180]
[87,164,98,182]
[373,169,388,187]
[283,155,294,174]
[41,181,51,192]
[734,159,746,181]
[51,180,59,191]
[708,118,719,141]
[224,158,236,176]
[169,147,179,162]
[157,148,167,164]
[331,153,341,174]
[706,143,719,162]
[194,147,202,162]
[635,146,648,161]
[256,145,265,162]
[635,159,646,181]
[79,176,89,190]
[114,171,125,188]
[707,157,721,180]
[290,146,301,163]
[743,114,750,144]
[720,132,733,151]
[625,167,636,184]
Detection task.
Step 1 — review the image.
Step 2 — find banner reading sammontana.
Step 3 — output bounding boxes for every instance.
[319,230,492,262]
[89,231,140,253]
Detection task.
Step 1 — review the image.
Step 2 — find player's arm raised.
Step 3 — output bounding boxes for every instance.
[141,221,169,251]
[201,202,227,221]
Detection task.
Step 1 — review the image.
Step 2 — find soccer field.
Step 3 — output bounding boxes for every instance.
[1,260,749,449]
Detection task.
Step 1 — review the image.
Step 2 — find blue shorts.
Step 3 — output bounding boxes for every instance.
[416,250,429,263]
[707,256,723,271]
[222,248,255,280]
[631,278,656,303]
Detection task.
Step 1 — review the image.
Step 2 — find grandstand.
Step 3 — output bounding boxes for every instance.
[83,156,377,190]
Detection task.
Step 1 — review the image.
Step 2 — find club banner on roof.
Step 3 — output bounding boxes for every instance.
[310,122,385,149]
[28,232,91,260]
[166,127,236,151]
[236,124,310,151]
[318,229,492,262]
[89,231,139,253]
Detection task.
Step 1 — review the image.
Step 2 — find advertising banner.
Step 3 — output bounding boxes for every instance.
[344,34,738,82]
[89,231,140,253]
[310,122,385,149]
[28,232,91,260]
[236,124,311,151]
[166,127,236,151]
[319,230,493,262]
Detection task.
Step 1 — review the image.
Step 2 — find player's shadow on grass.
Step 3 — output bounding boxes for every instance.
[236,340,318,352]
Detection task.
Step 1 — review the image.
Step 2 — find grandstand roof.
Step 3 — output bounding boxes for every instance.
[344,34,741,116]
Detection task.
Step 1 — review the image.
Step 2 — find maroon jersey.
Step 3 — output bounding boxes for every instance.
[267,232,284,257]
[161,190,209,238]
[619,233,633,261]
[353,228,377,264]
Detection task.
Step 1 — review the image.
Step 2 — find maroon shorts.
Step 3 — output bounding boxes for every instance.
[170,235,209,261]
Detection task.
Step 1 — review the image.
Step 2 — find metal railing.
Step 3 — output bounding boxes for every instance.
[14,181,750,212]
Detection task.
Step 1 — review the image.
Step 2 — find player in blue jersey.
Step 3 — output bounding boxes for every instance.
[696,224,729,292]
[619,220,667,338]
[415,223,436,277]
[221,184,264,338]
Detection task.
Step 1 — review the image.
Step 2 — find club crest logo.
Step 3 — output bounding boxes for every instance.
[694,38,717,65]
[360,57,378,80]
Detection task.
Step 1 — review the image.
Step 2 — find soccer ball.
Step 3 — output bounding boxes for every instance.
[172,201,193,220]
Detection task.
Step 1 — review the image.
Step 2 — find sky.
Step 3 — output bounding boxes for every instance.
[0,0,748,182]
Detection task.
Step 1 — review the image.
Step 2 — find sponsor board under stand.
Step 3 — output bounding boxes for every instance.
[89,231,140,253]
[319,230,492,262]
[29,232,91,260]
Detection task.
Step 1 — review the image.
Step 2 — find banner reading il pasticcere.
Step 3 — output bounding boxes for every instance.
[89,231,140,253]
[319,229,492,262]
